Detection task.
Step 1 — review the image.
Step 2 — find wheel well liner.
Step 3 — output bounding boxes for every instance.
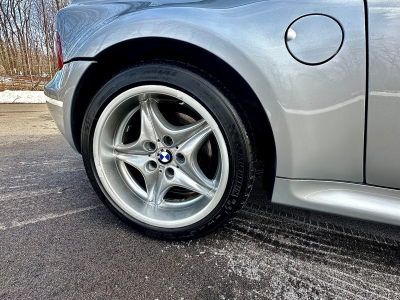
[71,37,276,198]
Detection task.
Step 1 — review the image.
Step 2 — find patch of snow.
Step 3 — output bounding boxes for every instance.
[0,76,12,83]
[0,90,47,103]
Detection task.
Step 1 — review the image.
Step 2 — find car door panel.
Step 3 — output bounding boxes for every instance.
[366,0,400,189]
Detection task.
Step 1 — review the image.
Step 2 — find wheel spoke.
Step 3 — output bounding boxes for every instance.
[174,124,216,191]
[148,99,209,147]
[170,167,216,198]
[147,166,217,205]
[177,124,212,155]
[116,154,160,200]
[147,171,170,205]
[116,154,153,171]
[114,100,157,155]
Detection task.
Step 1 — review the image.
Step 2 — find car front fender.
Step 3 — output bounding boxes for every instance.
[57,0,367,183]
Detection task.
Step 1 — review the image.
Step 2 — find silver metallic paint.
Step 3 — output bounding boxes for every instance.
[54,0,367,182]
[274,178,400,226]
[46,101,64,134]
[366,0,400,189]
[45,61,95,152]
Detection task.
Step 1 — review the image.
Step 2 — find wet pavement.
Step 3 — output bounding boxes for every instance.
[1,104,399,300]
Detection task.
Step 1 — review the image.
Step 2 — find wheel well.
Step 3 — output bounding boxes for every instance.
[72,37,276,198]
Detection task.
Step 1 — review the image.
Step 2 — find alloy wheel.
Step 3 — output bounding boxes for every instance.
[93,85,229,228]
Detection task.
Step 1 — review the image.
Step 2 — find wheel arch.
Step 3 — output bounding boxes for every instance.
[71,37,276,198]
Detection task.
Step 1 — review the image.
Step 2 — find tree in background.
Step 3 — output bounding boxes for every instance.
[0,0,68,91]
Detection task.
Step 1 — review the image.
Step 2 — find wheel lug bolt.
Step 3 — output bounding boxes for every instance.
[144,141,156,152]
[176,153,185,164]
[163,135,174,146]
[165,168,174,179]
[145,160,157,172]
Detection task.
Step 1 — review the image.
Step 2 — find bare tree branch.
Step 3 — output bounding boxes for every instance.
[0,0,67,90]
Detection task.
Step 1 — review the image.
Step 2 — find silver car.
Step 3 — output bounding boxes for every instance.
[44,0,400,239]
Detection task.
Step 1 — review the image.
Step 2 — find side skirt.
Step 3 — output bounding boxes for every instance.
[272,178,400,226]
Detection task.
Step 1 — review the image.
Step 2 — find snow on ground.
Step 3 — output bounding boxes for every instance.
[0,76,12,84]
[0,90,46,103]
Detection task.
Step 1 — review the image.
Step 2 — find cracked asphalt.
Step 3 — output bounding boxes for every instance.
[1,104,400,300]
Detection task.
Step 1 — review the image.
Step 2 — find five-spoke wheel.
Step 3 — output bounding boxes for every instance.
[92,86,229,228]
[82,63,255,239]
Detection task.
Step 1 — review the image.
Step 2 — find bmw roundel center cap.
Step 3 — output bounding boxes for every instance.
[158,149,172,164]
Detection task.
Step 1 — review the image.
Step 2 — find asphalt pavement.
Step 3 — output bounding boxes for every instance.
[1,104,399,300]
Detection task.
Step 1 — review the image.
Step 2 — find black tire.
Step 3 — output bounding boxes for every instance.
[81,61,255,239]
